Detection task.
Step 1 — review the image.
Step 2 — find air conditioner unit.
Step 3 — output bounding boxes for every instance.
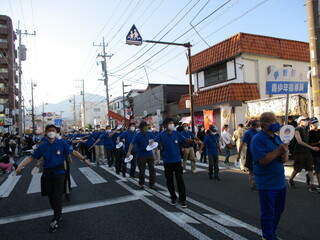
[267,65,276,75]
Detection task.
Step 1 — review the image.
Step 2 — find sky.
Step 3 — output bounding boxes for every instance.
[1,0,309,113]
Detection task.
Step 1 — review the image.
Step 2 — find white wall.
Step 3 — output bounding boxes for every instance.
[241,53,310,99]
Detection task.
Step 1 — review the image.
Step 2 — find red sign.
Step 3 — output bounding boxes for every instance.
[108,110,129,122]
[203,110,216,130]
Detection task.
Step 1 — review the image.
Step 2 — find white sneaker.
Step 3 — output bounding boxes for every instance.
[192,170,197,173]
[183,170,186,173]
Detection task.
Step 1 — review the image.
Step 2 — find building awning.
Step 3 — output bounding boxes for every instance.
[179,116,191,123]
[245,95,308,118]
[178,83,260,110]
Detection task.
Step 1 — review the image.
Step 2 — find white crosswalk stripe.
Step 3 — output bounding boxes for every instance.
[79,167,107,184]
[26,173,42,194]
[0,172,21,198]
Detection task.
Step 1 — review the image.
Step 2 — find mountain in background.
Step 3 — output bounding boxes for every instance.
[34,93,105,120]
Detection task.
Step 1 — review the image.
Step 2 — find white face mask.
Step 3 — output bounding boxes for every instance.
[313,123,319,128]
[184,127,188,131]
[47,132,56,139]
[106,129,111,133]
[168,124,175,131]
[201,128,204,131]
[302,121,308,127]
[130,127,135,131]
[211,132,217,135]
[97,128,101,131]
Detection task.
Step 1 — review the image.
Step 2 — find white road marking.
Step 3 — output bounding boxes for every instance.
[70,175,77,187]
[105,161,261,238]
[79,167,107,184]
[26,173,41,194]
[0,195,139,225]
[99,165,127,181]
[154,165,206,172]
[116,180,212,240]
[172,212,200,224]
[26,174,77,194]
[145,169,161,176]
[0,172,21,198]
[136,180,247,240]
[204,214,240,227]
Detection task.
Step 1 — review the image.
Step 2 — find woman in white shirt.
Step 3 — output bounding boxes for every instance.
[221,124,232,165]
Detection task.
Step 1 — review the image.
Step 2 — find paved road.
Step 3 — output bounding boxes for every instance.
[0,156,318,240]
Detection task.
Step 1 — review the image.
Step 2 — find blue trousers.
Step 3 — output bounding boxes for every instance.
[224,147,230,164]
[258,187,286,240]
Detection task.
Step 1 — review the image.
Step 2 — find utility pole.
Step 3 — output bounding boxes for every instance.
[16,22,36,139]
[94,37,113,124]
[306,0,320,120]
[76,80,85,128]
[68,95,77,129]
[122,81,131,127]
[30,79,36,135]
[22,97,25,133]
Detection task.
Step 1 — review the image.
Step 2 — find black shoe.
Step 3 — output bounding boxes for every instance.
[209,175,213,180]
[204,161,207,163]
[138,184,144,189]
[170,200,176,206]
[287,179,296,188]
[306,174,310,185]
[149,185,157,190]
[181,201,187,208]
[213,176,220,181]
[251,186,258,192]
[49,219,59,233]
[309,185,319,193]
[65,194,70,202]
[122,174,126,177]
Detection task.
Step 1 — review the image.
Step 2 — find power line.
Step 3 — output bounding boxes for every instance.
[106,0,160,54]
[108,0,238,86]
[109,0,198,74]
[93,0,124,43]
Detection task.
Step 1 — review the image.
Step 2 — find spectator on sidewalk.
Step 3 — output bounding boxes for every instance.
[0,151,16,173]
[233,123,247,170]
[287,116,320,193]
[197,125,207,163]
[180,123,201,173]
[251,112,288,240]
[221,124,233,166]
[237,120,260,191]
[308,117,320,191]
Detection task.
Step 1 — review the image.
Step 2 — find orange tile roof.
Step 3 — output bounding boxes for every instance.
[191,33,310,73]
[178,83,260,109]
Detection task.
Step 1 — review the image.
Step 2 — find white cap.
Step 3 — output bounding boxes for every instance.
[297,116,307,123]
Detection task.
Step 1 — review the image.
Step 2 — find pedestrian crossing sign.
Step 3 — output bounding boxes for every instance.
[126,24,143,46]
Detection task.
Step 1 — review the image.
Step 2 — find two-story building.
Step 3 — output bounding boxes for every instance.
[133,84,189,129]
[178,32,310,132]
